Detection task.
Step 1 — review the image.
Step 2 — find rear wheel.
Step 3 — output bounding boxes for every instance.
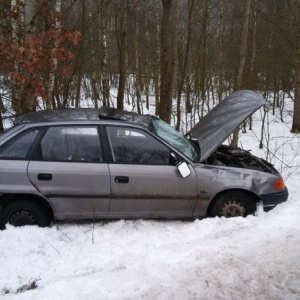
[0,200,50,230]
[208,191,257,218]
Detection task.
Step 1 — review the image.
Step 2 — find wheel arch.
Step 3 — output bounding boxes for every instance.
[206,188,260,217]
[0,193,54,220]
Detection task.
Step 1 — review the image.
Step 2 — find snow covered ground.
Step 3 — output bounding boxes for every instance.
[0,96,300,299]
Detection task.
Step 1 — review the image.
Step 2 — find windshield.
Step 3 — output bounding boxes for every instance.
[151,118,199,162]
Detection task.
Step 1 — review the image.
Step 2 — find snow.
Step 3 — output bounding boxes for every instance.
[0,96,300,299]
[1,195,299,299]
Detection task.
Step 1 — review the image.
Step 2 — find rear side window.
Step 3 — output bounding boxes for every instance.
[0,129,39,159]
[40,126,102,162]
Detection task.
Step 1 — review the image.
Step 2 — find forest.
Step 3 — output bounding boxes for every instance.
[0,0,300,143]
[0,3,299,297]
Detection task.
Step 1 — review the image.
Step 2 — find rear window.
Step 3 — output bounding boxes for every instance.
[0,128,40,159]
[40,126,102,162]
[0,125,25,143]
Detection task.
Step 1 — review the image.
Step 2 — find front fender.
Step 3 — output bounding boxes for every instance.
[192,164,283,217]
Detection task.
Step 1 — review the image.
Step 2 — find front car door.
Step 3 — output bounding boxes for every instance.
[27,125,110,220]
[105,126,197,218]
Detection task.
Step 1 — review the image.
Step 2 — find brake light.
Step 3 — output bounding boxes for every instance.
[275,178,285,190]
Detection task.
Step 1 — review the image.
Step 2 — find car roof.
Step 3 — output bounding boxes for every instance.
[14,107,154,129]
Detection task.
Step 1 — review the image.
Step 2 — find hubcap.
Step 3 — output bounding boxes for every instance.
[219,200,246,217]
[8,210,38,226]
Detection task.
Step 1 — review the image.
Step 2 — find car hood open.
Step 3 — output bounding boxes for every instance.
[186,90,266,162]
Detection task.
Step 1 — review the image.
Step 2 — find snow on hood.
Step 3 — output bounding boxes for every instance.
[187,90,266,162]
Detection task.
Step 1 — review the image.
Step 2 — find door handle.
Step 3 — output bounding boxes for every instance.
[115,176,129,184]
[37,173,52,181]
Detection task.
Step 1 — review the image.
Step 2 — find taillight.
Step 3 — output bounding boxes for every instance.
[274,178,285,190]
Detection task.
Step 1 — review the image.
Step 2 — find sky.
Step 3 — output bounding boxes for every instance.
[0,93,299,299]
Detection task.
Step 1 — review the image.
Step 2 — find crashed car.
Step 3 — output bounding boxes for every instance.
[0,90,288,228]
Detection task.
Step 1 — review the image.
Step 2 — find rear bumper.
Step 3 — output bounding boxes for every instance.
[260,187,289,212]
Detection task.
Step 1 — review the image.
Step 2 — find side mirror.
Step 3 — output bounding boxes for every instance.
[177,162,191,178]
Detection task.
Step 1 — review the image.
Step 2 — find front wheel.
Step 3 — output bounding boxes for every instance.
[208,191,257,218]
[0,200,50,230]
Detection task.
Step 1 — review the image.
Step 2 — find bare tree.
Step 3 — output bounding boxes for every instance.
[231,0,251,147]
[290,0,300,133]
[158,0,178,123]
[47,0,61,110]
[116,0,128,110]
[199,0,209,118]
[9,0,39,115]
[0,0,298,126]
[134,0,142,113]
[154,0,161,115]
[144,0,151,110]
[292,33,300,132]
[176,0,194,130]
[101,0,110,107]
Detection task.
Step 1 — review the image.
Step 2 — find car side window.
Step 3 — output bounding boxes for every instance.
[0,128,40,159]
[40,126,102,162]
[107,126,170,164]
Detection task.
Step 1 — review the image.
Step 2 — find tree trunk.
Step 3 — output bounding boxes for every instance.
[158,0,178,124]
[0,95,5,133]
[231,0,251,147]
[217,0,224,103]
[144,0,150,110]
[176,0,194,130]
[101,1,110,107]
[116,0,128,110]
[134,0,141,114]
[292,1,300,133]
[88,0,99,108]
[154,0,160,115]
[11,0,22,115]
[47,0,61,110]
[11,0,37,115]
[24,0,35,34]
[200,0,209,117]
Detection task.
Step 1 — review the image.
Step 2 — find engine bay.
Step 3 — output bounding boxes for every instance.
[206,145,278,174]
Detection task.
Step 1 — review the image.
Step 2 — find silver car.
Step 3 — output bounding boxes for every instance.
[0,90,288,229]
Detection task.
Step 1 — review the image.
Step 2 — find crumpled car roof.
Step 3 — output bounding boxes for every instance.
[14,107,152,128]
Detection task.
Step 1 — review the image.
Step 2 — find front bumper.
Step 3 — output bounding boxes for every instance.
[260,187,289,212]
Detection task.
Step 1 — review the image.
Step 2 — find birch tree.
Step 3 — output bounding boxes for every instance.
[101,0,110,107]
[0,1,82,115]
[47,0,61,110]
[10,0,29,114]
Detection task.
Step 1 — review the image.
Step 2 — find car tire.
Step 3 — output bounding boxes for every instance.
[208,191,257,218]
[0,200,50,230]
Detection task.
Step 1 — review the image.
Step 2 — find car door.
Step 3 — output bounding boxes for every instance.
[105,126,197,218]
[0,127,42,194]
[27,125,110,220]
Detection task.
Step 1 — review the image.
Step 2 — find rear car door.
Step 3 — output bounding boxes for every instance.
[105,126,197,218]
[27,125,110,220]
[0,128,41,194]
